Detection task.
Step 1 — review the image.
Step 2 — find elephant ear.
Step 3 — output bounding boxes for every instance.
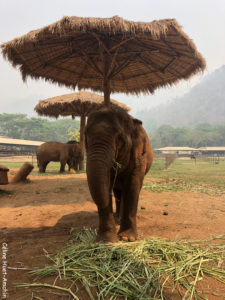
[132,118,143,125]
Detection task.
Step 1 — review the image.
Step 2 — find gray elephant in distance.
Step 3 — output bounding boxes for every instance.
[36,141,81,173]
[85,108,154,243]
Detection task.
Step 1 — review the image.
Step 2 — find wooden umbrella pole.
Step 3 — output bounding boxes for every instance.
[79,114,86,170]
[103,53,111,108]
[104,78,111,108]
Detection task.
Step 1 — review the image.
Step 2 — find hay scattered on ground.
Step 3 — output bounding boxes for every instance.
[16,228,225,299]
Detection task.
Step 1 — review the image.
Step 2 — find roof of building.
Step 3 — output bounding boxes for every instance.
[157,146,225,152]
[0,137,44,147]
[198,147,225,151]
[157,147,197,151]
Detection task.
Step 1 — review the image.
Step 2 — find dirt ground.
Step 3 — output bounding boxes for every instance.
[0,164,225,299]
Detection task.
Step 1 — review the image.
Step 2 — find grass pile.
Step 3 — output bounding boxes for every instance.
[17,228,225,300]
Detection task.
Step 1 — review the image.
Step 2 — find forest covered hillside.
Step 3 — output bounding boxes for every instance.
[137,65,225,131]
[0,114,79,142]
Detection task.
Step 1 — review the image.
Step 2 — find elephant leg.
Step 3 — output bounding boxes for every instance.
[113,188,122,224]
[67,160,72,171]
[71,158,78,171]
[86,161,118,243]
[97,193,117,243]
[39,161,49,173]
[74,159,79,171]
[60,160,66,173]
[118,175,144,242]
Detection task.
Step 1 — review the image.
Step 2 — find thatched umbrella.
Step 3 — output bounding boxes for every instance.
[34,91,130,170]
[1,16,205,107]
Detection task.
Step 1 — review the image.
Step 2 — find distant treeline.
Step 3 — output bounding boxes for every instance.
[0,113,79,142]
[2,113,225,148]
[150,123,225,148]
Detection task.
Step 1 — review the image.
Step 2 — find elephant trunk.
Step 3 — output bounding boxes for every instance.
[86,147,116,235]
[86,150,112,208]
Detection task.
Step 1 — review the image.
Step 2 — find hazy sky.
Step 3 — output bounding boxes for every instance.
[0,0,225,116]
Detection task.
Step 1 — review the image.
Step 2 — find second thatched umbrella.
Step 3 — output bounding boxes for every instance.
[1,16,206,107]
[34,91,130,170]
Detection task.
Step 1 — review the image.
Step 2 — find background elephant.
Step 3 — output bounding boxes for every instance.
[66,141,83,171]
[36,141,81,173]
[85,108,154,243]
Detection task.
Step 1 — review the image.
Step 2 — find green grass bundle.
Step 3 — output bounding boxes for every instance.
[16,228,225,300]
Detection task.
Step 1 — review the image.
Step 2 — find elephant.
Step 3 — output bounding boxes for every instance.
[66,141,83,171]
[85,108,154,243]
[36,141,81,173]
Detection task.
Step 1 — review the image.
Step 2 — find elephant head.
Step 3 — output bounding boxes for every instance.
[85,108,153,243]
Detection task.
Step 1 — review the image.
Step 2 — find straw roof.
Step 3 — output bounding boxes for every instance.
[34,91,130,118]
[1,16,205,95]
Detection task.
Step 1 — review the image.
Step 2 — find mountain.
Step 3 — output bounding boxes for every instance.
[137,65,225,131]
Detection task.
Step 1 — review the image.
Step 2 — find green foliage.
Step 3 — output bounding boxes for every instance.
[0,113,79,142]
[67,127,80,142]
[150,123,225,148]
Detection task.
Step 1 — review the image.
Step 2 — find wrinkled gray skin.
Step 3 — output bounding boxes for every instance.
[85,108,154,243]
[66,141,83,171]
[36,141,81,173]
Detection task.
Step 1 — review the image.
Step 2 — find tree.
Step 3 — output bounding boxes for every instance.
[150,123,225,148]
[67,128,80,142]
[0,113,80,142]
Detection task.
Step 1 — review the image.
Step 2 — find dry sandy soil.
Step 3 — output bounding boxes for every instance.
[0,163,225,299]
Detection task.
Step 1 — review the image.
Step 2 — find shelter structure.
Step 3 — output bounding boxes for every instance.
[0,137,43,156]
[35,91,130,170]
[156,147,197,156]
[198,147,225,157]
[1,16,206,107]
[155,146,225,158]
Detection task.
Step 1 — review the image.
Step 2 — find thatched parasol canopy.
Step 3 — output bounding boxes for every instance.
[34,91,130,118]
[1,16,205,107]
[35,91,130,170]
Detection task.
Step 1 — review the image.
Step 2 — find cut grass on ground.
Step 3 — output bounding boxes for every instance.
[16,228,225,300]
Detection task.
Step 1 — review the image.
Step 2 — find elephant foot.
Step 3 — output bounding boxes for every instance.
[118,228,137,242]
[96,229,118,244]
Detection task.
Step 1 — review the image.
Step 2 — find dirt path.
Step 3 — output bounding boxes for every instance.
[1,173,225,299]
